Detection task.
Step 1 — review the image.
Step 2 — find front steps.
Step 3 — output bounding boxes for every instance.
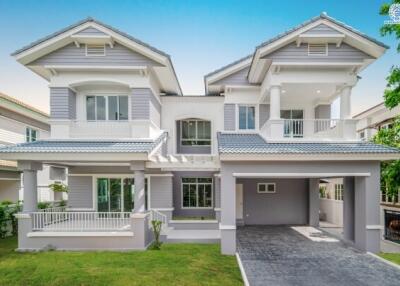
[160,220,220,243]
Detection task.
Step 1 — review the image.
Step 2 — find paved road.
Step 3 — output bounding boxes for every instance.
[237,225,400,286]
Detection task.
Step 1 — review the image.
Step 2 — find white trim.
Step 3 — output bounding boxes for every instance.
[85,43,106,57]
[27,231,133,237]
[236,253,250,286]
[257,182,276,193]
[214,208,221,211]
[237,104,258,131]
[366,225,383,230]
[232,173,371,178]
[220,153,400,161]
[181,177,214,209]
[151,207,174,211]
[307,43,328,56]
[179,119,212,147]
[14,213,31,219]
[219,224,236,230]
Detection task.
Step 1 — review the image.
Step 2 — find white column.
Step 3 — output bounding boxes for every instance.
[130,161,146,213]
[220,168,236,255]
[340,86,352,119]
[18,161,42,213]
[269,85,281,120]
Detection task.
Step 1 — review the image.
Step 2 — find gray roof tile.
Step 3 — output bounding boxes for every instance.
[0,132,166,154]
[217,133,400,155]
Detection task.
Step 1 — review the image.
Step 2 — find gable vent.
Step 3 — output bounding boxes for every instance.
[85,44,105,56]
[308,43,327,56]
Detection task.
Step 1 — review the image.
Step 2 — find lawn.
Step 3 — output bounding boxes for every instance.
[0,237,243,286]
[379,253,400,266]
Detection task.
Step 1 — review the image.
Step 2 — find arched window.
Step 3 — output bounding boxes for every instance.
[180,119,211,146]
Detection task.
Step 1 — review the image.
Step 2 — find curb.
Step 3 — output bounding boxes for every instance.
[367,252,400,271]
[236,253,250,286]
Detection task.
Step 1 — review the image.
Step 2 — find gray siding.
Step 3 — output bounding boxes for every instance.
[262,42,374,62]
[131,88,160,120]
[224,104,236,131]
[213,67,251,86]
[172,171,216,218]
[50,87,76,120]
[150,176,173,208]
[30,43,162,66]
[315,104,331,119]
[302,23,341,35]
[176,120,211,154]
[259,104,270,128]
[73,27,107,36]
[237,178,309,225]
[67,176,93,209]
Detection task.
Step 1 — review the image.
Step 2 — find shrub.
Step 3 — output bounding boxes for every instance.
[49,183,69,193]
[37,202,51,210]
[150,220,163,250]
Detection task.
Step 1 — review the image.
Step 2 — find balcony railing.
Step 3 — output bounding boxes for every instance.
[31,211,131,232]
[262,119,358,140]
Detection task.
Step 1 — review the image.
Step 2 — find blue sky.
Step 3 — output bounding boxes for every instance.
[0,0,398,114]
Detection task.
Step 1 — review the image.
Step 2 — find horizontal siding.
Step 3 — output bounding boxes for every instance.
[302,23,341,35]
[67,176,93,209]
[213,67,251,86]
[131,88,151,120]
[30,43,162,66]
[50,87,76,120]
[73,27,107,36]
[224,104,236,131]
[263,42,374,62]
[150,176,173,208]
[259,104,269,128]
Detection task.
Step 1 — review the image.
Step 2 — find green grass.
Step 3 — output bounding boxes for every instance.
[0,237,242,286]
[379,253,400,265]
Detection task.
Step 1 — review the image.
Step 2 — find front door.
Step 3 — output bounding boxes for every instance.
[236,184,243,219]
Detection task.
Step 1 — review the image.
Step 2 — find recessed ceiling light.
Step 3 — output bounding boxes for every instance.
[282,90,286,93]
[316,90,321,93]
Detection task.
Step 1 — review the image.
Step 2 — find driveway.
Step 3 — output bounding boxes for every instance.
[237,226,400,286]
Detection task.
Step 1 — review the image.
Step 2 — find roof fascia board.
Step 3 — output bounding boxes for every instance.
[220,153,400,161]
[0,152,148,161]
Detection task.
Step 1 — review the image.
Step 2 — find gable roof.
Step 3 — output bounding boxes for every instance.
[205,12,389,90]
[12,17,182,95]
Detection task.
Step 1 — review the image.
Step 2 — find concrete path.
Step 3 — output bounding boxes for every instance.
[237,225,400,286]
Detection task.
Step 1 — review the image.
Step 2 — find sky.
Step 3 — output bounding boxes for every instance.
[0,0,399,114]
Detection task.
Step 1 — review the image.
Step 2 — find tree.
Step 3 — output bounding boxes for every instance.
[380,0,400,109]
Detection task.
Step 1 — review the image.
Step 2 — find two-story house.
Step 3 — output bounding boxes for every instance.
[0,92,66,203]
[1,13,399,255]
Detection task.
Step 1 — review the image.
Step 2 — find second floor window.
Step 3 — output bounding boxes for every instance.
[26,127,37,142]
[181,119,211,146]
[238,105,255,130]
[86,95,128,121]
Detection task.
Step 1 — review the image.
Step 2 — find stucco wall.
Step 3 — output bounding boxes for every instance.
[237,178,308,225]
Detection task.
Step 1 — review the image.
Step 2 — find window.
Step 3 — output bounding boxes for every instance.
[334,184,344,201]
[238,105,255,130]
[182,178,213,208]
[308,43,328,56]
[86,95,128,121]
[359,131,366,141]
[86,44,105,56]
[26,127,37,142]
[281,109,304,137]
[180,120,211,146]
[257,183,276,193]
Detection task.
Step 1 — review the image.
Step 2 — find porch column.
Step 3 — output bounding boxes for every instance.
[130,161,146,213]
[308,178,320,227]
[220,167,236,255]
[269,85,281,119]
[214,174,221,221]
[340,86,352,119]
[18,161,42,213]
[343,177,355,242]
[354,165,381,253]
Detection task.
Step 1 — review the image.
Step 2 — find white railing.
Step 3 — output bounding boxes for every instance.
[265,119,357,140]
[381,192,400,205]
[38,206,67,213]
[31,212,131,232]
[149,209,168,227]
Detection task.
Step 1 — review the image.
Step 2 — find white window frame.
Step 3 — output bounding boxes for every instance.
[86,95,129,121]
[180,119,211,146]
[237,104,257,131]
[26,127,38,142]
[334,184,344,201]
[307,43,328,56]
[181,178,213,209]
[85,44,106,57]
[257,183,276,194]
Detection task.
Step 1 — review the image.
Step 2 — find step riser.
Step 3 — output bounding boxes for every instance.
[169,223,219,230]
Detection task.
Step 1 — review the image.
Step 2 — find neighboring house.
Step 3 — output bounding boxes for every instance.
[0,93,66,203]
[1,13,399,254]
[354,102,400,141]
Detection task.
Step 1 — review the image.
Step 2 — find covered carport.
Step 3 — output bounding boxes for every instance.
[217,133,400,255]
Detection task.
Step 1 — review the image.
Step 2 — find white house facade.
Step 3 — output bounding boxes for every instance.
[1,13,399,254]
